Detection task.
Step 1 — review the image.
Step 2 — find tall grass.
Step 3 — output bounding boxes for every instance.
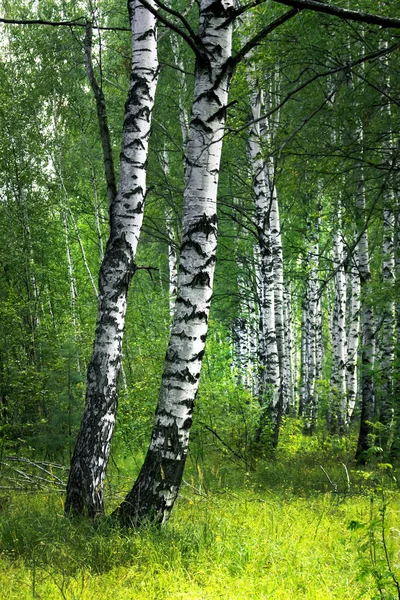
[1,429,399,599]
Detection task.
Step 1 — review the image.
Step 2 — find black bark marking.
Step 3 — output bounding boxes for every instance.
[175,297,194,308]
[189,271,211,288]
[182,308,208,323]
[190,116,213,133]
[180,239,208,258]
[196,89,222,106]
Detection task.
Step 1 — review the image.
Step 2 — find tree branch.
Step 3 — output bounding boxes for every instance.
[0,16,130,31]
[230,41,400,136]
[229,8,299,70]
[136,0,206,62]
[151,0,198,41]
[272,0,400,29]
[84,22,117,206]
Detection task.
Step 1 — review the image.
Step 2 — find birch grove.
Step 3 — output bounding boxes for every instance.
[2,0,400,529]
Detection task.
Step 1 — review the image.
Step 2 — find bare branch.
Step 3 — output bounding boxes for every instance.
[272,0,400,29]
[0,16,130,31]
[229,8,299,69]
[230,41,400,136]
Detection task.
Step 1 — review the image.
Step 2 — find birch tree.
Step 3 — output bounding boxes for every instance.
[65,0,159,516]
[248,84,281,439]
[346,245,360,421]
[329,211,347,433]
[116,0,235,527]
[116,0,299,526]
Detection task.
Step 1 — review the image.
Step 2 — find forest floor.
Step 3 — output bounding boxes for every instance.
[0,428,399,599]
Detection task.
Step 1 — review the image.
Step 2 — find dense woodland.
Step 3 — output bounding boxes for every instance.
[1,0,400,597]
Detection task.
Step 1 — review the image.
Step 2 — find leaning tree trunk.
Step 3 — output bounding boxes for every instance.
[116,0,234,527]
[65,0,159,516]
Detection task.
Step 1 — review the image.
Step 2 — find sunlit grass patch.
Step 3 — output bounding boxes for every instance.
[1,434,400,600]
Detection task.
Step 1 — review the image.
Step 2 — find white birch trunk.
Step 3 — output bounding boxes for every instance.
[248,85,281,434]
[117,0,234,527]
[379,202,395,438]
[346,246,360,421]
[62,210,78,331]
[303,231,319,433]
[261,114,286,409]
[330,218,347,432]
[299,293,308,417]
[283,285,295,413]
[65,0,159,516]
[392,203,400,457]
[162,148,179,319]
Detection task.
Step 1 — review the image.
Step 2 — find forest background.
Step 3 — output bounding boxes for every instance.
[1,0,400,597]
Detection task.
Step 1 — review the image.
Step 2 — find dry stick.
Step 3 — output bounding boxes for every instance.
[199,421,245,463]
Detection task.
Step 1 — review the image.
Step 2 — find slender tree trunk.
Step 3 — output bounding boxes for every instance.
[298,293,308,417]
[248,85,281,440]
[346,245,360,421]
[62,210,78,331]
[379,202,395,443]
[391,202,400,458]
[355,176,376,464]
[283,284,295,414]
[84,22,117,206]
[330,215,347,433]
[116,0,234,527]
[261,113,286,415]
[65,0,159,516]
[303,227,319,433]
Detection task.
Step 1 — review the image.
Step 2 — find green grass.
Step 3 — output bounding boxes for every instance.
[1,431,400,599]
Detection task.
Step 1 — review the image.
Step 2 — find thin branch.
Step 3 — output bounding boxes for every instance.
[136,0,205,61]
[0,16,130,31]
[151,0,198,40]
[278,80,341,155]
[135,264,159,280]
[232,0,269,19]
[272,0,400,29]
[199,421,245,462]
[230,8,299,69]
[230,41,400,136]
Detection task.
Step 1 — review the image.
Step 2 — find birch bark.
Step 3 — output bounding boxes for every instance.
[379,203,395,440]
[65,0,159,516]
[346,246,360,421]
[116,0,234,527]
[248,85,281,437]
[330,216,347,433]
[303,228,319,433]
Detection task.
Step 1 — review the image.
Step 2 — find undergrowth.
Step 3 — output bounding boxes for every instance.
[0,426,399,599]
